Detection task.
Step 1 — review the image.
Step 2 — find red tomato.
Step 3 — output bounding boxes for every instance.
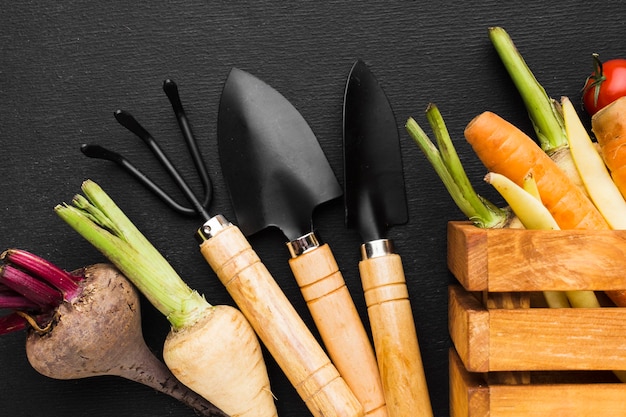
[582,54,626,115]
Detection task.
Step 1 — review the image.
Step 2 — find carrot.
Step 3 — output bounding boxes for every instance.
[484,171,568,308]
[487,28,626,305]
[0,250,226,416]
[464,111,609,231]
[56,180,278,417]
[406,106,600,309]
[484,172,558,231]
[585,95,626,307]
[591,95,626,200]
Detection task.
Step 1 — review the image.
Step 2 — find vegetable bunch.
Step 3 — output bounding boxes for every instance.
[0,249,227,416]
[0,248,82,335]
[407,26,626,384]
[55,179,278,417]
[406,27,626,309]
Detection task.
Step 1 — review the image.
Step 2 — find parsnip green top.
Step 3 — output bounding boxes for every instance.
[56,180,210,330]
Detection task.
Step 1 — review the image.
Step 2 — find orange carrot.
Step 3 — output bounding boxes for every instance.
[591,95,626,200]
[464,111,609,231]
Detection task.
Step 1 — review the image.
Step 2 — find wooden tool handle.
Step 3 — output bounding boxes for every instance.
[360,253,433,417]
[289,243,388,417]
[199,223,363,417]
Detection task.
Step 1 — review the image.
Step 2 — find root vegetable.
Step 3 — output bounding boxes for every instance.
[406,105,599,309]
[163,304,271,417]
[464,111,609,230]
[484,172,557,231]
[0,251,226,416]
[55,180,277,417]
[488,26,588,195]
[562,96,626,229]
[591,95,626,200]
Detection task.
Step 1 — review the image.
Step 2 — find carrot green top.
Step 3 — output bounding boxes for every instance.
[489,26,568,153]
[406,104,511,229]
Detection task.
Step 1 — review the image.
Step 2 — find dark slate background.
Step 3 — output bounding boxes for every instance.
[1,2,624,416]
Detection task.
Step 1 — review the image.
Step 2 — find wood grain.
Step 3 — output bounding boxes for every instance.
[199,224,363,417]
[289,244,387,417]
[451,348,626,417]
[450,285,626,372]
[447,221,626,291]
[360,253,433,417]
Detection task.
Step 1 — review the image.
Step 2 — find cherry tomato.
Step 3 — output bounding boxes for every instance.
[582,54,626,115]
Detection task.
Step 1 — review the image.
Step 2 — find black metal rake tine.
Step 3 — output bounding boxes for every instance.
[82,80,214,221]
[111,109,212,221]
[80,144,198,216]
[162,79,212,209]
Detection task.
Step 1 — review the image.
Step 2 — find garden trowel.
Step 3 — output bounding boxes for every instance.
[218,67,386,417]
[343,59,433,417]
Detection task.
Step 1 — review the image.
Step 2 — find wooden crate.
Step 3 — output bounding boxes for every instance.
[447,221,626,416]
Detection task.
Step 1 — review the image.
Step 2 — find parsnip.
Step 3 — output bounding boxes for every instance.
[164,305,272,417]
[485,172,557,230]
[56,180,278,417]
[562,96,626,230]
[485,172,600,309]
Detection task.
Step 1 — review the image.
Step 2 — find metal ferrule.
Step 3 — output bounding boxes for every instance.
[287,232,322,258]
[195,214,232,243]
[361,238,395,260]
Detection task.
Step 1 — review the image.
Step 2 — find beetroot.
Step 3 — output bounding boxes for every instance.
[0,250,227,417]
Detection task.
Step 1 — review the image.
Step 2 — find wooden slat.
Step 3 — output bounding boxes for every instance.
[450,349,626,417]
[448,286,490,372]
[449,349,488,417]
[489,307,626,371]
[447,221,626,292]
[489,383,626,417]
[449,285,626,371]
[482,292,531,385]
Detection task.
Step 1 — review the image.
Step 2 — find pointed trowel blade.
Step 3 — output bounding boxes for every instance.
[217,68,342,241]
[343,59,408,243]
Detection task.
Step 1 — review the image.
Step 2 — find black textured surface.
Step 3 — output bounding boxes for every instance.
[1,2,624,416]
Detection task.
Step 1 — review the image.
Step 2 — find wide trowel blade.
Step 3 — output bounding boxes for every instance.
[218,68,342,240]
[343,59,408,242]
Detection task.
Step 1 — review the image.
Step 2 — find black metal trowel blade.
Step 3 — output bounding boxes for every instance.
[217,68,342,241]
[343,59,408,242]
